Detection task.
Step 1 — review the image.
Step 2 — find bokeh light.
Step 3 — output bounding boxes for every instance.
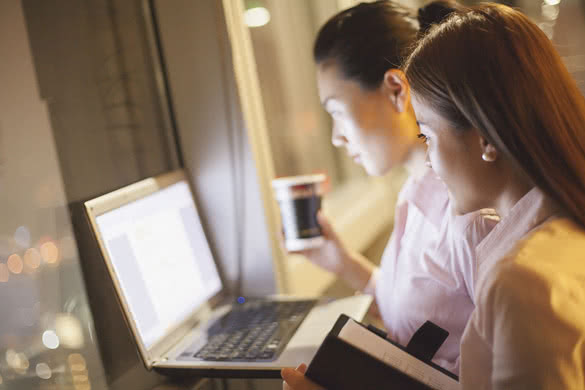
[244,7,271,27]
[5,349,17,367]
[0,263,9,282]
[42,330,60,349]
[7,254,24,274]
[40,241,59,264]
[36,363,52,380]
[542,3,560,20]
[6,350,29,374]
[68,353,87,372]
[56,314,84,349]
[73,373,90,390]
[14,226,31,247]
[24,248,42,270]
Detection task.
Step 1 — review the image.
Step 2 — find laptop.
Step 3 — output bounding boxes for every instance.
[84,169,372,378]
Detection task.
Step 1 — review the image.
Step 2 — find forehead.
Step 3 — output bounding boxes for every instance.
[411,94,443,124]
[316,62,361,105]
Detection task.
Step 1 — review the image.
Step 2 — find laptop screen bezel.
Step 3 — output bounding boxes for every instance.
[84,169,227,369]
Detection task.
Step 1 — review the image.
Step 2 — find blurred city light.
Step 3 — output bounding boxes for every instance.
[14,226,31,247]
[40,241,59,264]
[42,330,60,349]
[36,363,52,380]
[24,248,41,270]
[244,7,270,28]
[0,263,9,282]
[7,254,23,274]
[56,314,84,349]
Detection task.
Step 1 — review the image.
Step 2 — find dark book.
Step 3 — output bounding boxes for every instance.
[305,314,459,390]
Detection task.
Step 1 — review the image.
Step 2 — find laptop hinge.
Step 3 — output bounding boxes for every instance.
[151,357,168,366]
[155,318,202,364]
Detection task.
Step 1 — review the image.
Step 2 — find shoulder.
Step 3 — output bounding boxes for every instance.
[398,168,449,225]
[399,168,446,201]
[468,218,585,386]
[478,217,585,329]
[451,208,499,247]
[514,217,585,264]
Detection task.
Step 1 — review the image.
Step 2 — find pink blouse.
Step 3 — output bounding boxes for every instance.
[367,167,498,374]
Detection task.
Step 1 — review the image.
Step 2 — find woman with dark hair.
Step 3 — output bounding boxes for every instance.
[286,0,496,378]
[404,3,585,388]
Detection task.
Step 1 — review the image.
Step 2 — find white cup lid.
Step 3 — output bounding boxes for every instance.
[271,174,326,188]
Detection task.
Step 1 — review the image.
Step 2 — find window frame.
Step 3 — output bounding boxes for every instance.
[223,0,399,295]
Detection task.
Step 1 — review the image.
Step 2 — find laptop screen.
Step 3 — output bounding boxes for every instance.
[94,180,222,348]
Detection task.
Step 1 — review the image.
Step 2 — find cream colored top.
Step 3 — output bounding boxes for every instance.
[460,188,585,389]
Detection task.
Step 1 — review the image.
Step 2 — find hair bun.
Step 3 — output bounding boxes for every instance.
[417,0,461,34]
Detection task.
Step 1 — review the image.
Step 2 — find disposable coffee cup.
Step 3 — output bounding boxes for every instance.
[272,174,326,251]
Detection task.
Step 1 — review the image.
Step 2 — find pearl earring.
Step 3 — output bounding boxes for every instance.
[482,152,496,162]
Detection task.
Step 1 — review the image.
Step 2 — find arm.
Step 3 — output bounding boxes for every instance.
[292,212,377,292]
[487,265,584,389]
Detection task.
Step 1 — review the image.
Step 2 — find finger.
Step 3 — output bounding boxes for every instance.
[316,211,337,240]
[281,367,320,390]
[296,363,308,374]
[281,367,304,386]
[281,367,296,382]
[287,248,315,257]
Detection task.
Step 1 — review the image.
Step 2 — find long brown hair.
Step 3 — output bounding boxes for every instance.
[404,3,585,227]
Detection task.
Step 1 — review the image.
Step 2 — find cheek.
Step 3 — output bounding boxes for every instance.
[428,143,468,193]
[427,144,452,178]
[428,141,488,213]
[339,117,365,146]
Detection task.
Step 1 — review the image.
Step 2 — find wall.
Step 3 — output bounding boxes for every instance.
[154,0,278,297]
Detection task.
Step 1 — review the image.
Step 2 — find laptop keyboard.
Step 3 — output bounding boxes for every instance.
[194,300,315,361]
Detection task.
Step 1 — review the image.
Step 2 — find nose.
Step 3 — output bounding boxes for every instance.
[424,148,432,168]
[331,122,346,148]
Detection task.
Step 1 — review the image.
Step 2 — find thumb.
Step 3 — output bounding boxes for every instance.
[281,364,310,388]
[281,367,302,384]
[296,363,308,374]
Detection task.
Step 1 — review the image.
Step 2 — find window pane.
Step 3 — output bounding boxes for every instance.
[245,0,366,187]
[0,1,179,389]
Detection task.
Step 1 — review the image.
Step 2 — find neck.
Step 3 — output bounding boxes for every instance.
[403,144,427,175]
[493,171,533,219]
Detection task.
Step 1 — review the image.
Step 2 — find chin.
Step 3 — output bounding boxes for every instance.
[363,161,391,177]
[452,204,468,216]
[448,192,473,216]
[364,165,386,176]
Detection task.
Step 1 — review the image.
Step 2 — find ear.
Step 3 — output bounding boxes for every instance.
[382,69,410,113]
[479,136,498,162]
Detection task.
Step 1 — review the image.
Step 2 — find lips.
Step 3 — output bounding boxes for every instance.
[347,149,361,163]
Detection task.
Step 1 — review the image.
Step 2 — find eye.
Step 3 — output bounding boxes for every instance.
[417,133,428,143]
